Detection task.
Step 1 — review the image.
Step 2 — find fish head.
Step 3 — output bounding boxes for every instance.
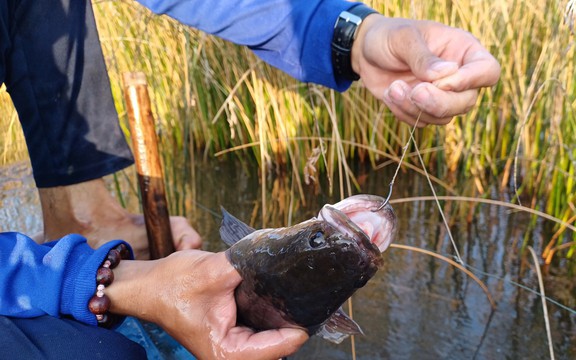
[227,210,381,286]
[312,205,383,280]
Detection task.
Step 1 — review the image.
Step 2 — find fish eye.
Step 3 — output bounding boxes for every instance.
[309,231,325,248]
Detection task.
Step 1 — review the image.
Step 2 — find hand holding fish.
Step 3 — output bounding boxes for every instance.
[104,195,394,359]
[352,15,501,127]
[106,251,308,360]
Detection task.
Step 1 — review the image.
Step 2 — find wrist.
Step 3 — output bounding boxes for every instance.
[331,4,378,81]
[350,13,379,78]
[105,258,158,322]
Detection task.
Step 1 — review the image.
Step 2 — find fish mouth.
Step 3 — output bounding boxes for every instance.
[319,195,397,252]
[317,205,378,255]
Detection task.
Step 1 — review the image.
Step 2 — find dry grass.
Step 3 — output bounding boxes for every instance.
[0,0,574,261]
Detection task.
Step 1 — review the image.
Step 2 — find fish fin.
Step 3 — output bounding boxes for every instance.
[220,207,256,246]
[316,307,364,344]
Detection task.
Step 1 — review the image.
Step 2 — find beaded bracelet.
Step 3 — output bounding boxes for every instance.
[88,243,130,328]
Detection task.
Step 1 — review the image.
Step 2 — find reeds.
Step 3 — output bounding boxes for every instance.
[0,0,574,262]
[0,85,27,164]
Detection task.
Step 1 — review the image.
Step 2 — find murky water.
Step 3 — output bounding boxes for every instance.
[1,159,574,359]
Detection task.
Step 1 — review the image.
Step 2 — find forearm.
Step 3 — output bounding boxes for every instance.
[135,0,361,90]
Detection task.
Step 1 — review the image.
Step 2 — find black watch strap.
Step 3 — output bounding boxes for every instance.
[331,4,378,81]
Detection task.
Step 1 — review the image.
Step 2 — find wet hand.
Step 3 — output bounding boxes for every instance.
[107,251,308,360]
[352,15,501,126]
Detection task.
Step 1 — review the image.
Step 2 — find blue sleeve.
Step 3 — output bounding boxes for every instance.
[135,0,364,91]
[0,232,132,326]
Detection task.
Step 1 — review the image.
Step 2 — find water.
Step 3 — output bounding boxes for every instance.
[1,159,574,359]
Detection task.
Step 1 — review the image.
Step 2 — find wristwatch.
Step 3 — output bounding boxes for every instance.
[331,5,378,81]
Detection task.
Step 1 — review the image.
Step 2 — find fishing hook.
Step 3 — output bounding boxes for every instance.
[373,182,393,212]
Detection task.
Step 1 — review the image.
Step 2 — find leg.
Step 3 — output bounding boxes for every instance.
[2,0,201,256]
[37,178,201,259]
[5,0,133,187]
[0,315,147,359]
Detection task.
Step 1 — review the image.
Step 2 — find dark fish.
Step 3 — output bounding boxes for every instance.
[220,194,397,343]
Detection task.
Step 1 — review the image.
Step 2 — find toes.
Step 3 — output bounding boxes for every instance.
[170,216,203,250]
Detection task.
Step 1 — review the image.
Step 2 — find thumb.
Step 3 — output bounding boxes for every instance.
[390,26,458,81]
[224,327,309,360]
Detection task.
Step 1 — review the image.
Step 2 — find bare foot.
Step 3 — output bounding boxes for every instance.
[35,178,202,259]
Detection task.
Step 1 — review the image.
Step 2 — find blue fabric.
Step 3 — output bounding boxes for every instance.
[0,0,134,188]
[136,0,360,91]
[0,232,133,326]
[0,315,146,359]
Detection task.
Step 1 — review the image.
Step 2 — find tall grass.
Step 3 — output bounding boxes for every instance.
[0,86,27,164]
[0,0,574,262]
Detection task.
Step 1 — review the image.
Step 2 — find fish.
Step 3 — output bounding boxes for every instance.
[220,194,397,343]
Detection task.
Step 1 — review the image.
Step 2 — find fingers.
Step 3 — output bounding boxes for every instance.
[222,327,309,360]
[433,50,501,91]
[170,216,203,250]
[359,18,499,126]
[411,83,479,119]
[398,23,500,90]
[389,24,459,82]
[383,80,478,126]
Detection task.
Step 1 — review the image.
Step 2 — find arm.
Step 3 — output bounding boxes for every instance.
[136,0,358,90]
[106,250,308,360]
[0,232,131,325]
[0,232,307,358]
[136,1,501,125]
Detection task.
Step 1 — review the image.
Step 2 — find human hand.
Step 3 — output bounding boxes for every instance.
[352,15,501,126]
[107,250,308,359]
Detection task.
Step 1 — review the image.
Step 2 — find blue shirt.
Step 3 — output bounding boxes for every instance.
[0,232,132,325]
[0,0,364,325]
[136,0,361,91]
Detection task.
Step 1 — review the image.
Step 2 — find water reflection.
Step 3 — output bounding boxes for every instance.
[1,159,574,359]
[0,162,42,234]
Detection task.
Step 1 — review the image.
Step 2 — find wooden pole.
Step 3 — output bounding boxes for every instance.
[122,72,175,259]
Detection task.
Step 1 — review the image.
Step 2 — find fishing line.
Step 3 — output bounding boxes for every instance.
[406,119,576,314]
[374,114,421,211]
[407,121,464,264]
[461,261,576,315]
[379,111,464,264]
[397,115,575,314]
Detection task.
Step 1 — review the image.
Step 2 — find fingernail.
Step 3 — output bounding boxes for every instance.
[411,86,431,107]
[388,82,406,103]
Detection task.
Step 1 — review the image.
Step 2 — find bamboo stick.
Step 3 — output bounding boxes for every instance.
[122,72,175,259]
